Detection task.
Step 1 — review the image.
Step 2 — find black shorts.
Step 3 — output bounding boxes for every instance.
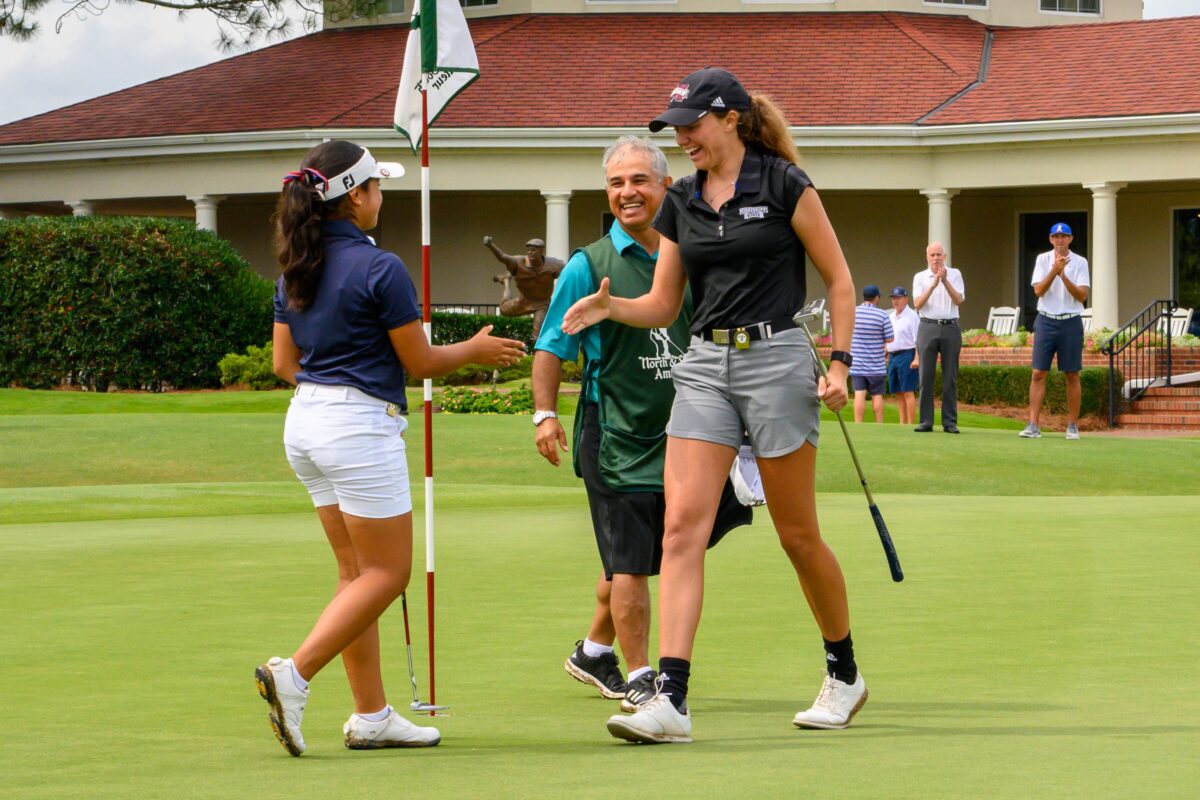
[1032,314,1084,373]
[851,374,886,396]
[578,402,752,579]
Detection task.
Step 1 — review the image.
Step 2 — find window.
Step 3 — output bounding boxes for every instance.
[460,0,497,6]
[1040,0,1100,13]
[1174,208,1200,335]
[386,0,404,12]
[924,1,987,7]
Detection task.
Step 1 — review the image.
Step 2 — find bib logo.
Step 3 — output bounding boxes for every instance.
[670,84,690,103]
[739,206,768,220]
[640,328,687,380]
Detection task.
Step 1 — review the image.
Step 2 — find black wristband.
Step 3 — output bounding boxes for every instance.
[829,350,853,368]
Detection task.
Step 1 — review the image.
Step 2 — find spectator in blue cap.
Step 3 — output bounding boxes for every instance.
[1020,222,1090,440]
[886,286,920,424]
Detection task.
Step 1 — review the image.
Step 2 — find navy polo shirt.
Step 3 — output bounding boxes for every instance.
[652,147,812,334]
[273,219,421,406]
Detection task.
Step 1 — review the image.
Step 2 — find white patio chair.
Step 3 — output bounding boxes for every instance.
[1156,307,1193,337]
[986,306,1020,335]
[1080,308,1093,333]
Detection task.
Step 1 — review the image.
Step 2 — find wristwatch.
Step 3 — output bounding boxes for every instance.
[829,350,853,368]
[532,410,558,426]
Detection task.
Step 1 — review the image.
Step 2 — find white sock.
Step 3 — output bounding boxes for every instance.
[628,666,654,682]
[359,705,392,722]
[286,658,309,692]
[582,639,614,658]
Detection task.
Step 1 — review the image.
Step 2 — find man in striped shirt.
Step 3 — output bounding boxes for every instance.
[849,285,895,423]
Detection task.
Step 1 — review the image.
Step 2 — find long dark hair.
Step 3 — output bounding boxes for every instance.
[274,140,364,310]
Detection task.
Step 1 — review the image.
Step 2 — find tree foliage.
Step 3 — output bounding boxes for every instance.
[1,0,388,49]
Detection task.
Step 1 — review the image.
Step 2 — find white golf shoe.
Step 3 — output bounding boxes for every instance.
[344,709,441,749]
[792,672,868,730]
[255,657,309,756]
[606,693,693,744]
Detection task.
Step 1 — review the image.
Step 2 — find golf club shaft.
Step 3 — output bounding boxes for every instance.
[401,593,421,704]
[798,323,904,583]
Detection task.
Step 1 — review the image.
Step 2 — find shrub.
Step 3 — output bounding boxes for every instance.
[560,355,584,383]
[933,365,1117,418]
[438,384,533,414]
[960,328,1030,348]
[0,216,272,391]
[218,344,288,390]
[428,312,534,348]
[407,355,534,387]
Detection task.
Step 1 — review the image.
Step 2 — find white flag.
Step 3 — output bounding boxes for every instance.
[394,0,481,153]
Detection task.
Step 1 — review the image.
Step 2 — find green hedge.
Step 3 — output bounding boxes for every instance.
[0,216,272,391]
[428,312,534,347]
[218,344,289,390]
[438,384,533,414]
[936,365,1117,418]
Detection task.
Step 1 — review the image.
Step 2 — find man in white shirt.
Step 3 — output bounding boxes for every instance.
[912,241,966,433]
[1020,222,1091,440]
[886,286,921,425]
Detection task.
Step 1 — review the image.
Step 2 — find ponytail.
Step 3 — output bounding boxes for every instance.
[273,140,364,310]
[735,93,800,166]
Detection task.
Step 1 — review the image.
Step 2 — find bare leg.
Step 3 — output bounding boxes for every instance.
[610,573,651,672]
[853,390,867,423]
[586,572,616,647]
[658,437,737,661]
[902,392,916,424]
[756,444,850,641]
[1065,371,1081,424]
[871,393,884,423]
[1028,369,1048,425]
[291,511,413,691]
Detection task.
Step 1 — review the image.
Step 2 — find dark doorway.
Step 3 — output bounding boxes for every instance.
[1173,208,1200,336]
[1019,211,1089,331]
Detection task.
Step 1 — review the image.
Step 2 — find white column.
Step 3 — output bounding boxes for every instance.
[920,188,958,264]
[188,195,225,232]
[67,200,94,217]
[1083,182,1125,330]
[540,190,572,262]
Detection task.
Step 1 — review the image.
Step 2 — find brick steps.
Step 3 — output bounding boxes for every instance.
[1119,383,1200,430]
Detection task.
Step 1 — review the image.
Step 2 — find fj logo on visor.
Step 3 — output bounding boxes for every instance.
[343,174,356,190]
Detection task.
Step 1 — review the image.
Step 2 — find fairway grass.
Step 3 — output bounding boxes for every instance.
[2,390,1198,798]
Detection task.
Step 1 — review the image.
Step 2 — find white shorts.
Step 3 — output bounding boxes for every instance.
[283,383,412,518]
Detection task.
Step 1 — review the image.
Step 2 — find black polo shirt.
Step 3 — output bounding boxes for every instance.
[652,147,812,334]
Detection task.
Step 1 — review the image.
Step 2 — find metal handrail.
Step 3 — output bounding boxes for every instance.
[1101,299,1177,427]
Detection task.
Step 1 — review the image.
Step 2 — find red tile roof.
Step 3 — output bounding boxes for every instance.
[1,12,1197,147]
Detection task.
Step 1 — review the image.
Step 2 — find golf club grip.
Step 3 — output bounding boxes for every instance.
[869,504,904,582]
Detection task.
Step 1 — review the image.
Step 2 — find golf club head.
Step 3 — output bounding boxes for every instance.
[411,701,450,713]
[792,301,823,327]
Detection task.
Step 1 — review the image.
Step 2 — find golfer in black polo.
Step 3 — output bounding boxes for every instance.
[564,67,867,743]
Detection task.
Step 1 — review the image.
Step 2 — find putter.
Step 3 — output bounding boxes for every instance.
[793,301,904,583]
[401,593,450,713]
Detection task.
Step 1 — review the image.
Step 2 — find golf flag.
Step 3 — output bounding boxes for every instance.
[393,0,480,153]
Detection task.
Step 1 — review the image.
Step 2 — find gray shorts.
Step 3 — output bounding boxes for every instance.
[666,327,821,458]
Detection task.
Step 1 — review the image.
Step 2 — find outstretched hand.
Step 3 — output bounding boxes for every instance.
[470,325,526,367]
[561,277,612,335]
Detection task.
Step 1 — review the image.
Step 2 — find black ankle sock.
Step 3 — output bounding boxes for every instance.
[823,632,858,684]
[657,657,691,711]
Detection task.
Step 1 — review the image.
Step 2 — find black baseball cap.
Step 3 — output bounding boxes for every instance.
[863,284,881,299]
[648,68,752,133]
[890,286,908,297]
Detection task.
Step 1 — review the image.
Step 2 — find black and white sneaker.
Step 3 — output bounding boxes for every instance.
[564,641,626,699]
[620,670,658,712]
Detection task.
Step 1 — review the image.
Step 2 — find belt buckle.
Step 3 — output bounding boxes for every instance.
[712,329,730,345]
[734,328,751,350]
[386,403,399,417]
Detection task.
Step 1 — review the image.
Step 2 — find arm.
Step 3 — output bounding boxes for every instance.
[943,268,965,307]
[912,272,937,311]
[272,322,302,385]
[792,188,852,412]
[1032,253,1059,298]
[388,321,525,379]
[482,236,519,272]
[531,350,569,466]
[561,237,688,333]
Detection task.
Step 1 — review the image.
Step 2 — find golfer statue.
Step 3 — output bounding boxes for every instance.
[483,235,565,340]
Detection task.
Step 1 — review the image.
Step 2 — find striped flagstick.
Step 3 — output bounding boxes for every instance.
[419,87,438,712]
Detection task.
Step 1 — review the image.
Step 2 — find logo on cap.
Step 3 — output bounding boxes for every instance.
[378,167,392,177]
[712,96,725,108]
[670,84,690,103]
[1050,222,1072,236]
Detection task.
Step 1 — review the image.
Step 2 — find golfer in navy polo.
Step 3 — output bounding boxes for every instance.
[1021,222,1090,440]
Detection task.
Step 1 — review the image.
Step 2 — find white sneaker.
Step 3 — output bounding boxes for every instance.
[344,709,441,749]
[606,693,692,744]
[1065,423,1080,440]
[255,657,308,756]
[792,673,868,730]
[1018,422,1041,439]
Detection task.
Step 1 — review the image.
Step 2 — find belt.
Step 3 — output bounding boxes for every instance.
[1039,311,1079,320]
[920,318,959,326]
[702,316,798,348]
[295,382,402,417]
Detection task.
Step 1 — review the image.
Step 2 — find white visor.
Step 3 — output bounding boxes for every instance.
[322,147,405,200]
